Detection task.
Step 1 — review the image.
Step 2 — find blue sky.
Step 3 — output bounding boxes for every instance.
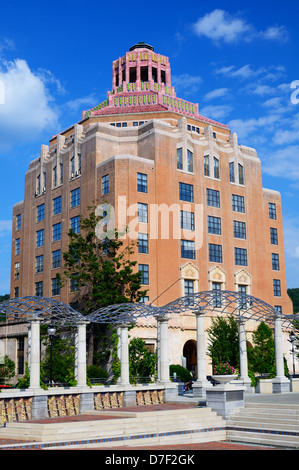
[0,0,299,295]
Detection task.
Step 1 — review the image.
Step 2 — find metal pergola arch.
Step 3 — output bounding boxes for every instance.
[0,296,87,326]
[85,291,299,329]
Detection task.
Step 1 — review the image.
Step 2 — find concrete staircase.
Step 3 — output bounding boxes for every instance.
[0,407,226,449]
[227,403,299,449]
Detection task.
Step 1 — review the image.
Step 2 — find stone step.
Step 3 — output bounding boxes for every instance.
[227,429,299,449]
[228,419,299,432]
[0,407,226,445]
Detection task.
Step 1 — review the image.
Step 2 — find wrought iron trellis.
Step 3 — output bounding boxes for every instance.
[0,292,298,328]
[0,296,86,326]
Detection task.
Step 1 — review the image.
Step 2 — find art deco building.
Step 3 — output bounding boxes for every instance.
[10,42,293,373]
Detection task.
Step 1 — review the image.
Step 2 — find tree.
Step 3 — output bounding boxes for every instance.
[207,316,239,368]
[129,338,157,382]
[58,203,147,367]
[41,328,76,385]
[247,322,276,376]
[58,203,146,313]
[0,356,15,385]
[287,288,299,314]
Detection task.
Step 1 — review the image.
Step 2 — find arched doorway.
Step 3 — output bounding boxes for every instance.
[183,339,197,376]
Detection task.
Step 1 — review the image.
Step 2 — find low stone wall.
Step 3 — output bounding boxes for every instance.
[0,384,167,425]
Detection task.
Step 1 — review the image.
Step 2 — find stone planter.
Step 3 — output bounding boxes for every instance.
[212,374,238,385]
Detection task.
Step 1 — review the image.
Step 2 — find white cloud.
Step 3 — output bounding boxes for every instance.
[199,104,232,121]
[204,88,229,101]
[216,64,265,80]
[193,9,288,44]
[263,145,299,180]
[0,59,59,153]
[193,10,250,44]
[172,73,202,94]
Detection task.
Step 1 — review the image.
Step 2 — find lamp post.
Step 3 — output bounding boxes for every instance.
[47,325,56,385]
[289,331,296,377]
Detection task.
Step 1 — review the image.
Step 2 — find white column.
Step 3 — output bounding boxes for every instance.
[29,319,41,389]
[156,315,170,383]
[119,323,130,385]
[239,318,251,386]
[77,322,88,387]
[273,314,290,392]
[195,309,209,386]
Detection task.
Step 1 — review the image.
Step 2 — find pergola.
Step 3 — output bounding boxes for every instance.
[1,292,298,393]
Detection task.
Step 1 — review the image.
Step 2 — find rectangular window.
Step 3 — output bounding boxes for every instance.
[138,203,148,223]
[232,194,245,213]
[275,305,282,313]
[233,220,246,239]
[35,255,44,273]
[209,244,222,263]
[102,174,109,195]
[238,164,244,185]
[139,295,149,303]
[139,264,149,285]
[179,182,194,202]
[15,238,20,255]
[137,172,147,193]
[207,188,220,208]
[212,282,222,308]
[35,281,43,297]
[270,227,278,245]
[235,247,248,266]
[181,240,195,259]
[184,279,194,296]
[14,287,19,298]
[204,155,210,176]
[16,214,21,231]
[187,150,193,172]
[181,211,195,231]
[70,274,79,292]
[37,204,45,222]
[238,284,247,309]
[272,253,280,271]
[138,233,148,254]
[14,262,20,279]
[214,157,220,179]
[70,156,75,177]
[53,196,62,215]
[70,216,80,233]
[71,187,80,207]
[36,229,44,247]
[177,148,183,170]
[273,279,281,297]
[269,203,277,220]
[52,278,60,296]
[208,216,221,235]
[53,222,61,242]
[53,166,57,187]
[229,162,235,182]
[52,249,61,269]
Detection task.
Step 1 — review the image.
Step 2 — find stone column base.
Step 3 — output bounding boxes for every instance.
[206,385,245,419]
[79,392,94,413]
[193,380,212,400]
[272,377,290,394]
[31,395,48,420]
[122,390,137,407]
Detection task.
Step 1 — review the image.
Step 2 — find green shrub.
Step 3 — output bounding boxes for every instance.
[169,364,192,383]
[87,365,109,379]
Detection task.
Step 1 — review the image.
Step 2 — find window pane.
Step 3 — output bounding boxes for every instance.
[138,233,148,253]
[181,211,195,231]
[208,216,221,235]
[209,244,222,262]
[214,157,219,179]
[269,203,277,220]
[53,196,62,215]
[233,220,246,239]
[138,264,149,284]
[137,172,147,193]
[102,174,109,195]
[181,240,195,259]
[177,148,183,170]
[179,182,194,202]
[232,194,245,212]
[71,188,80,207]
[187,150,193,172]
[235,247,247,266]
[138,203,148,223]
[204,155,210,176]
[207,189,220,208]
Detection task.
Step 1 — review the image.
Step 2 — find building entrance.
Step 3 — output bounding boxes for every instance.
[183,339,197,376]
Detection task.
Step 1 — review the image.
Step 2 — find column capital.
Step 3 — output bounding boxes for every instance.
[194,307,205,317]
[156,313,171,323]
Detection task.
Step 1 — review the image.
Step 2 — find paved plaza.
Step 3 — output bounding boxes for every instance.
[0,393,298,451]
